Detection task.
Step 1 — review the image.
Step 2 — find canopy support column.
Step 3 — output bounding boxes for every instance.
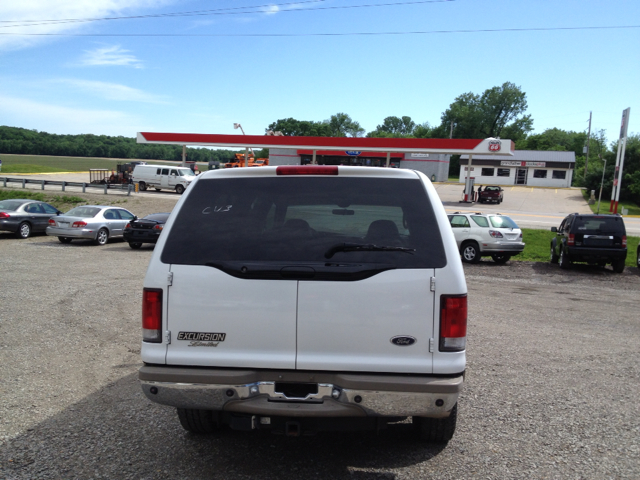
[385,152,391,168]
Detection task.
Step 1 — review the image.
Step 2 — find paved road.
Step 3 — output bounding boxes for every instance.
[2,173,639,235]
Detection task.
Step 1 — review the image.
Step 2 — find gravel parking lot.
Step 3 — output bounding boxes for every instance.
[1,191,639,479]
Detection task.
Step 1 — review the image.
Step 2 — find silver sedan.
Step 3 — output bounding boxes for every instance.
[46,205,136,245]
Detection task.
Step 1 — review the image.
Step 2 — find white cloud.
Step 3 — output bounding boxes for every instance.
[265,5,280,16]
[78,45,144,69]
[53,79,169,103]
[0,95,146,136]
[0,0,174,52]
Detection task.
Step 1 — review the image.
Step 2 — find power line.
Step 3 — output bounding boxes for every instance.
[1,25,638,37]
[0,1,454,28]
[0,1,326,26]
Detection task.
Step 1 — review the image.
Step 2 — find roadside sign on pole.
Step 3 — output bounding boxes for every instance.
[610,108,631,213]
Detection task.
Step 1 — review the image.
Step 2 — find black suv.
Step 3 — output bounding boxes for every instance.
[550,214,627,273]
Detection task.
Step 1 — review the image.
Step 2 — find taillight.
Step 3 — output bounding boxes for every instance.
[0,212,10,219]
[489,230,503,238]
[519,232,523,239]
[125,223,131,229]
[142,288,163,343]
[72,221,87,228]
[153,224,164,230]
[622,235,627,247]
[440,294,467,352]
[276,166,339,176]
[48,218,56,226]
[567,233,575,246]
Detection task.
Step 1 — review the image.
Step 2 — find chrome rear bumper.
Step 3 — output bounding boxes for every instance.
[140,366,463,418]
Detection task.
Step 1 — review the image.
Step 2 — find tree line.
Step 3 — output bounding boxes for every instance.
[0,126,235,163]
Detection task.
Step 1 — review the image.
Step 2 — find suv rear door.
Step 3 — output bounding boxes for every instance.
[296,269,435,373]
[165,266,298,368]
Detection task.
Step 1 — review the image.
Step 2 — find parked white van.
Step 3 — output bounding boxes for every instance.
[132,164,196,194]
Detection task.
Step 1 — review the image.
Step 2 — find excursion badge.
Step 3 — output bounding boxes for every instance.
[178,332,226,341]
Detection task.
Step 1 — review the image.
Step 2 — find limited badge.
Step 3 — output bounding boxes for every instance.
[489,140,502,152]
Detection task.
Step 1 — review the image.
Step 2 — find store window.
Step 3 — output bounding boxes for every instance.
[533,170,547,178]
[497,168,510,177]
[481,168,495,176]
[552,170,566,179]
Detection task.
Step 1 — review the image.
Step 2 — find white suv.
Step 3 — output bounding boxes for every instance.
[139,166,467,443]
[447,212,525,263]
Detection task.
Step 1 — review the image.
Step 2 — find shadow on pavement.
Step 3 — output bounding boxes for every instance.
[0,373,447,479]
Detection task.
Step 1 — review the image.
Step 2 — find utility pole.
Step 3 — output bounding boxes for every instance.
[583,111,592,179]
[449,121,454,139]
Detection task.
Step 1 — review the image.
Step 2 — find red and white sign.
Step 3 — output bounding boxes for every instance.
[488,140,502,152]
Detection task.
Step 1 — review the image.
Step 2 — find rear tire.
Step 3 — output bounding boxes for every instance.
[461,242,481,263]
[16,222,31,239]
[550,245,559,264]
[94,228,109,246]
[612,258,625,274]
[559,248,571,269]
[58,237,72,244]
[177,408,221,434]
[491,253,509,264]
[176,184,185,195]
[129,242,142,249]
[413,403,458,444]
[138,181,147,191]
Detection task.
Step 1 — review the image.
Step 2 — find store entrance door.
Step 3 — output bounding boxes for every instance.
[515,169,527,185]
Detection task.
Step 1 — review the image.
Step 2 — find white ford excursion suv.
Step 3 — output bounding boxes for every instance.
[139,165,467,443]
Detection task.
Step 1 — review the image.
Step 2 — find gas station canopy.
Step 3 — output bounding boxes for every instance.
[136,132,515,156]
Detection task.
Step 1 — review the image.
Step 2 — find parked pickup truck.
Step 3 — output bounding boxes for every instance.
[478,185,503,204]
[139,166,467,443]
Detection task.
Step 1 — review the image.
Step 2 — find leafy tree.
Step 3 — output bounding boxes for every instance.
[413,122,435,139]
[438,82,533,140]
[368,116,417,137]
[266,118,332,136]
[324,113,365,137]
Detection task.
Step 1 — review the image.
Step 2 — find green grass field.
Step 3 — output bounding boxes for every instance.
[0,189,90,212]
[581,189,640,216]
[521,227,639,267]
[0,155,179,174]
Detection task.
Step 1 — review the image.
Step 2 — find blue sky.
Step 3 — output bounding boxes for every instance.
[1,0,638,145]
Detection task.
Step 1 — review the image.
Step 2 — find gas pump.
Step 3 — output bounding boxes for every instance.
[462,176,475,203]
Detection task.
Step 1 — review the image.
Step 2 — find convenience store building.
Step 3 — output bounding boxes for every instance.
[459,150,575,187]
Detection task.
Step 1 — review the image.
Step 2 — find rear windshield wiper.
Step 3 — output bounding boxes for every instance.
[324,242,416,259]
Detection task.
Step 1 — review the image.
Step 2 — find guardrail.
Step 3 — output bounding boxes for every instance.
[0,177,134,196]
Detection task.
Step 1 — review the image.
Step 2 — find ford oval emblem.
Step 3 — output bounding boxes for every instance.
[390,336,417,346]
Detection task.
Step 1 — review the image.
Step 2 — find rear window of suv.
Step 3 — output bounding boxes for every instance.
[573,216,625,234]
[161,177,446,268]
[489,216,518,229]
